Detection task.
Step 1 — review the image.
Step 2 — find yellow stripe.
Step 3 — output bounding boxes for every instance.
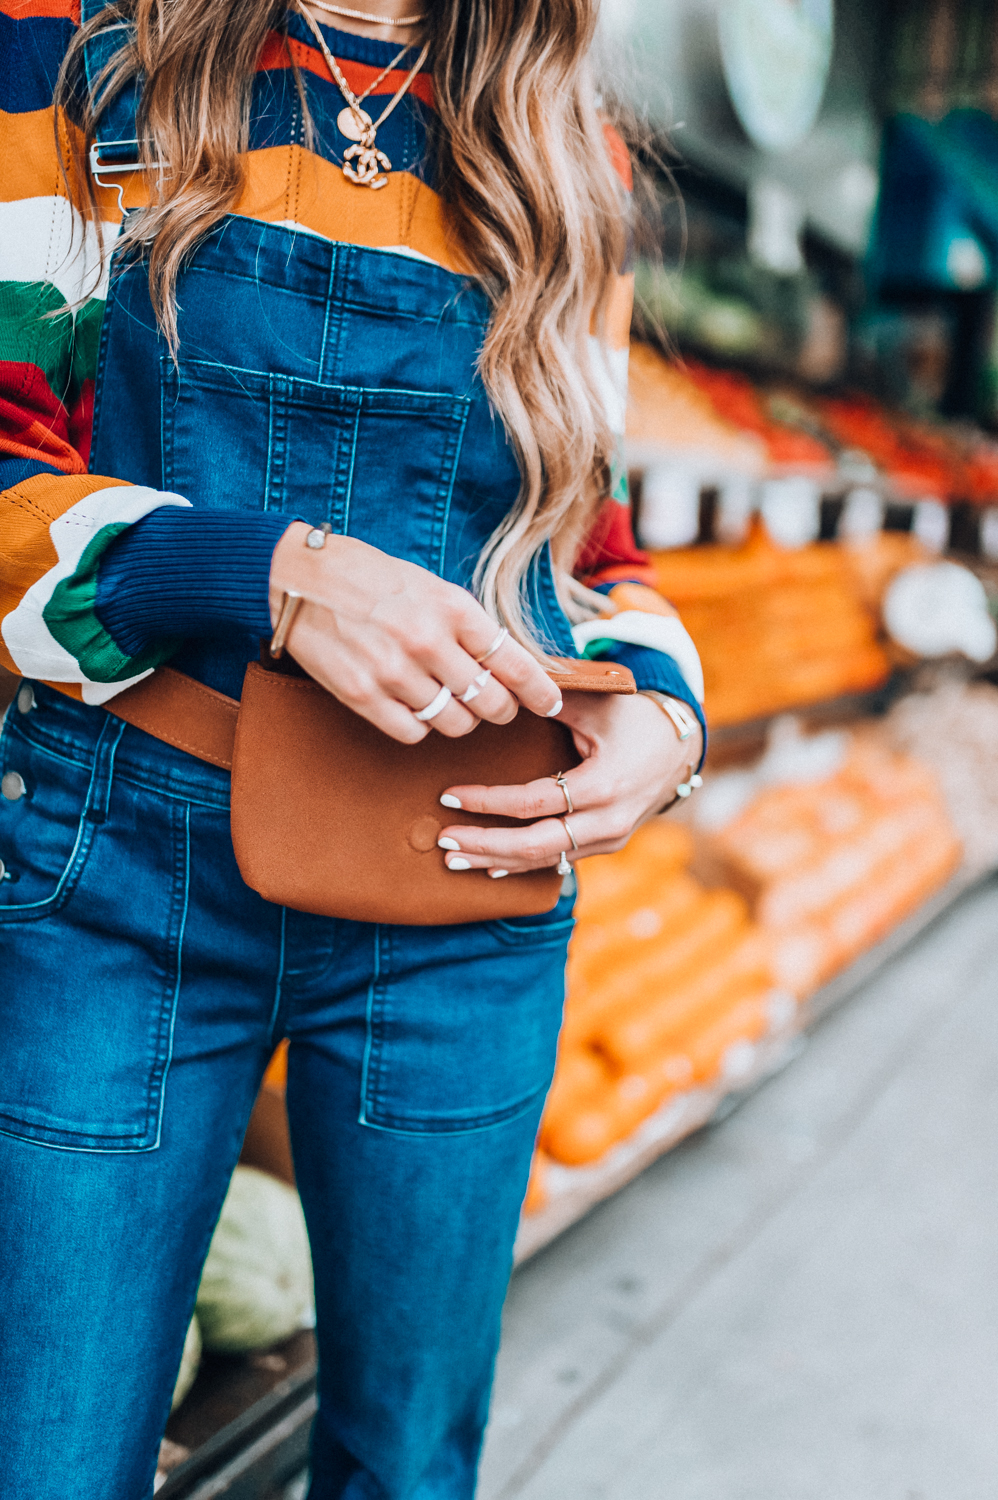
[0,113,469,270]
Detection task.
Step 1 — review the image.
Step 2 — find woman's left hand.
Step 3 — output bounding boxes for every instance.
[436,692,703,876]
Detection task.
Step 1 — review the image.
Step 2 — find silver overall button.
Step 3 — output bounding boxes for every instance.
[0,859,5,880]
[2,771,27,801]
[16,685,35,714]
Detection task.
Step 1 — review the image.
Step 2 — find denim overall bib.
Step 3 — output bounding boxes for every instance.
[0,12,574,1499]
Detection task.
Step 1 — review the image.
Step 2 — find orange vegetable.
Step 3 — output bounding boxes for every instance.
[597,930,772,1071]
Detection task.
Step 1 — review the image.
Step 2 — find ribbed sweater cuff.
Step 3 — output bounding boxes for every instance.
[95,507,298,659]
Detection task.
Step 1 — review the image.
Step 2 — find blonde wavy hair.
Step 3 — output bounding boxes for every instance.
[57,0,627,648]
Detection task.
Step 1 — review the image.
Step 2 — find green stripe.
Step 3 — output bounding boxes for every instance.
[0,279,73,397]
[70,296,106,398]
[43,524,180,684]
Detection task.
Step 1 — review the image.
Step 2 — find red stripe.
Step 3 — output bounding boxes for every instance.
[575,498,649,581]
[0,0,78,17]
[0,360,86,474]
[603,123,633,193]
[258,32,435,110]
[68,377,94,471]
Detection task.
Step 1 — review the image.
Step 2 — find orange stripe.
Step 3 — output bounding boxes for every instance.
[258,32,435,110]
[0,113,465,266]
[0,472,130,673]
[237,145,470,272]
[604,271,634,351]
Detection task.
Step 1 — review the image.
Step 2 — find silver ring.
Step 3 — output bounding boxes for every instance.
[476,627,508,664]
[459,669,491,705]
[557,851,571,876]
[414,684,453,722]
[559,817,578,852]
[551,772,574,815]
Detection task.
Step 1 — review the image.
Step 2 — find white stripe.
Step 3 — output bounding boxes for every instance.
[1,487,190,695]
[589,338,629,436]
[572,611,705,703]
[0,197,119,306]
[271,221,445,268]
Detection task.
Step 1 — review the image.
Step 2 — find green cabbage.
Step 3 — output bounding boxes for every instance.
[171,1316,202,1412]
[196,1166,314,1353]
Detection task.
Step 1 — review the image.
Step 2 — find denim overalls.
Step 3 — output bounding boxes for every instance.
[0,11,576,1498]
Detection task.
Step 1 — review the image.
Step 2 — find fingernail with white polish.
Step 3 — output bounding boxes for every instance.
[440,793,462,809]
[474,669,492,688]
[438,837,462,851]
[489,869,510,879]
[447,857,472,870]
[545,700,564,718]
[459,683,480,704]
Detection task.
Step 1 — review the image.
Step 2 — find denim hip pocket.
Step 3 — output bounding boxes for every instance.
[0,711,189,1152]
[360,897,574,1136]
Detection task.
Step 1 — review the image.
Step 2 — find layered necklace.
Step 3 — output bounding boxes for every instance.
[308,1,426,24]
[297,2,430,191]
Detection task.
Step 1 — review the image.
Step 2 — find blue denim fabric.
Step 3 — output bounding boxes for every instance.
[0,684,572,1498]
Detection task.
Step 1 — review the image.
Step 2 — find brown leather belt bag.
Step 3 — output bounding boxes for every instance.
[107,654,635,925]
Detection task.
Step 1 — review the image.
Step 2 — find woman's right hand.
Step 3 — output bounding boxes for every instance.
[269,523,563,744]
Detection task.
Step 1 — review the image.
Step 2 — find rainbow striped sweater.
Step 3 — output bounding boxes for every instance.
[0,0,703,727]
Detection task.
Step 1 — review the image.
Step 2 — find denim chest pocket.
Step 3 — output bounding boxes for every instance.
[162,360,472,572]
[360,897,575,1135]
[0,713,188,1152]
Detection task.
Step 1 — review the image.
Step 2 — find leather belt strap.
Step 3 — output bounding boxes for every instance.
[103,653,635,774]
[106,666,239,771]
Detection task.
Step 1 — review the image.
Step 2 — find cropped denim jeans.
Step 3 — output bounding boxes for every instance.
[0,684,573,1499]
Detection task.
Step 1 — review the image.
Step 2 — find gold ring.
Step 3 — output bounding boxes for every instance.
[559,817,578,852]
[550,772,574,815]
[476,627,508,663]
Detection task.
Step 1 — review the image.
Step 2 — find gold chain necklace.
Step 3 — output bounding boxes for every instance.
[307,0,426,25]
[297,2,430,190]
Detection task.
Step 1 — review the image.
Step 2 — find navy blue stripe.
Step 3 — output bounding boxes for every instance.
[0,456,67,489]
[0,14,76,116]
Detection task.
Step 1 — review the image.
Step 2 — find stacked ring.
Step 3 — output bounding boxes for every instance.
[476,627,508,664]
[414,684,453,722]
[551,771,574,815]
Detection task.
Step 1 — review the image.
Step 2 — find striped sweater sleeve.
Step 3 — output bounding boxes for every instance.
[0,3,294,701]
[0,2,193,702]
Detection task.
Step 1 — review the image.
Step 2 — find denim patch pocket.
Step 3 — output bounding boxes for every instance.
[0,723,189,1152]
[360,896,574,1135]
[162,359,471,574]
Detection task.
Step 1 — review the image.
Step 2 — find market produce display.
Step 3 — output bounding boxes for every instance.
[691,721,963,998]
[538,818,792,1169]
[523,718,964,1213]
[649,525,892,724]
[195,1166,314,1355]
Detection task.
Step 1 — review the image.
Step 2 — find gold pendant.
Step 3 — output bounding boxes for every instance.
[337,105,373,142]
[343,140,392,190]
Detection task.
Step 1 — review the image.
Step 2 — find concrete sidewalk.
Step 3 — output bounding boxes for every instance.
[479,875,998,1500]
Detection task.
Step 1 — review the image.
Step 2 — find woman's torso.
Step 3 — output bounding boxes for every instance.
[81,2,576,696]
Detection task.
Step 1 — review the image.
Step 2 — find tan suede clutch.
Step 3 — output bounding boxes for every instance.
[108,654,636,925]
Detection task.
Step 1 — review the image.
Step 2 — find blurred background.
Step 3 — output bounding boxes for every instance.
[12,3,998,1496]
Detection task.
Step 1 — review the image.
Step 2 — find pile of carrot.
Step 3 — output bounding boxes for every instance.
[536,820,785,1172]
[698,734,963,999]
[650,525,892,726]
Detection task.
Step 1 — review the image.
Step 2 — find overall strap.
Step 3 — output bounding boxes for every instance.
[80,0,161,200]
